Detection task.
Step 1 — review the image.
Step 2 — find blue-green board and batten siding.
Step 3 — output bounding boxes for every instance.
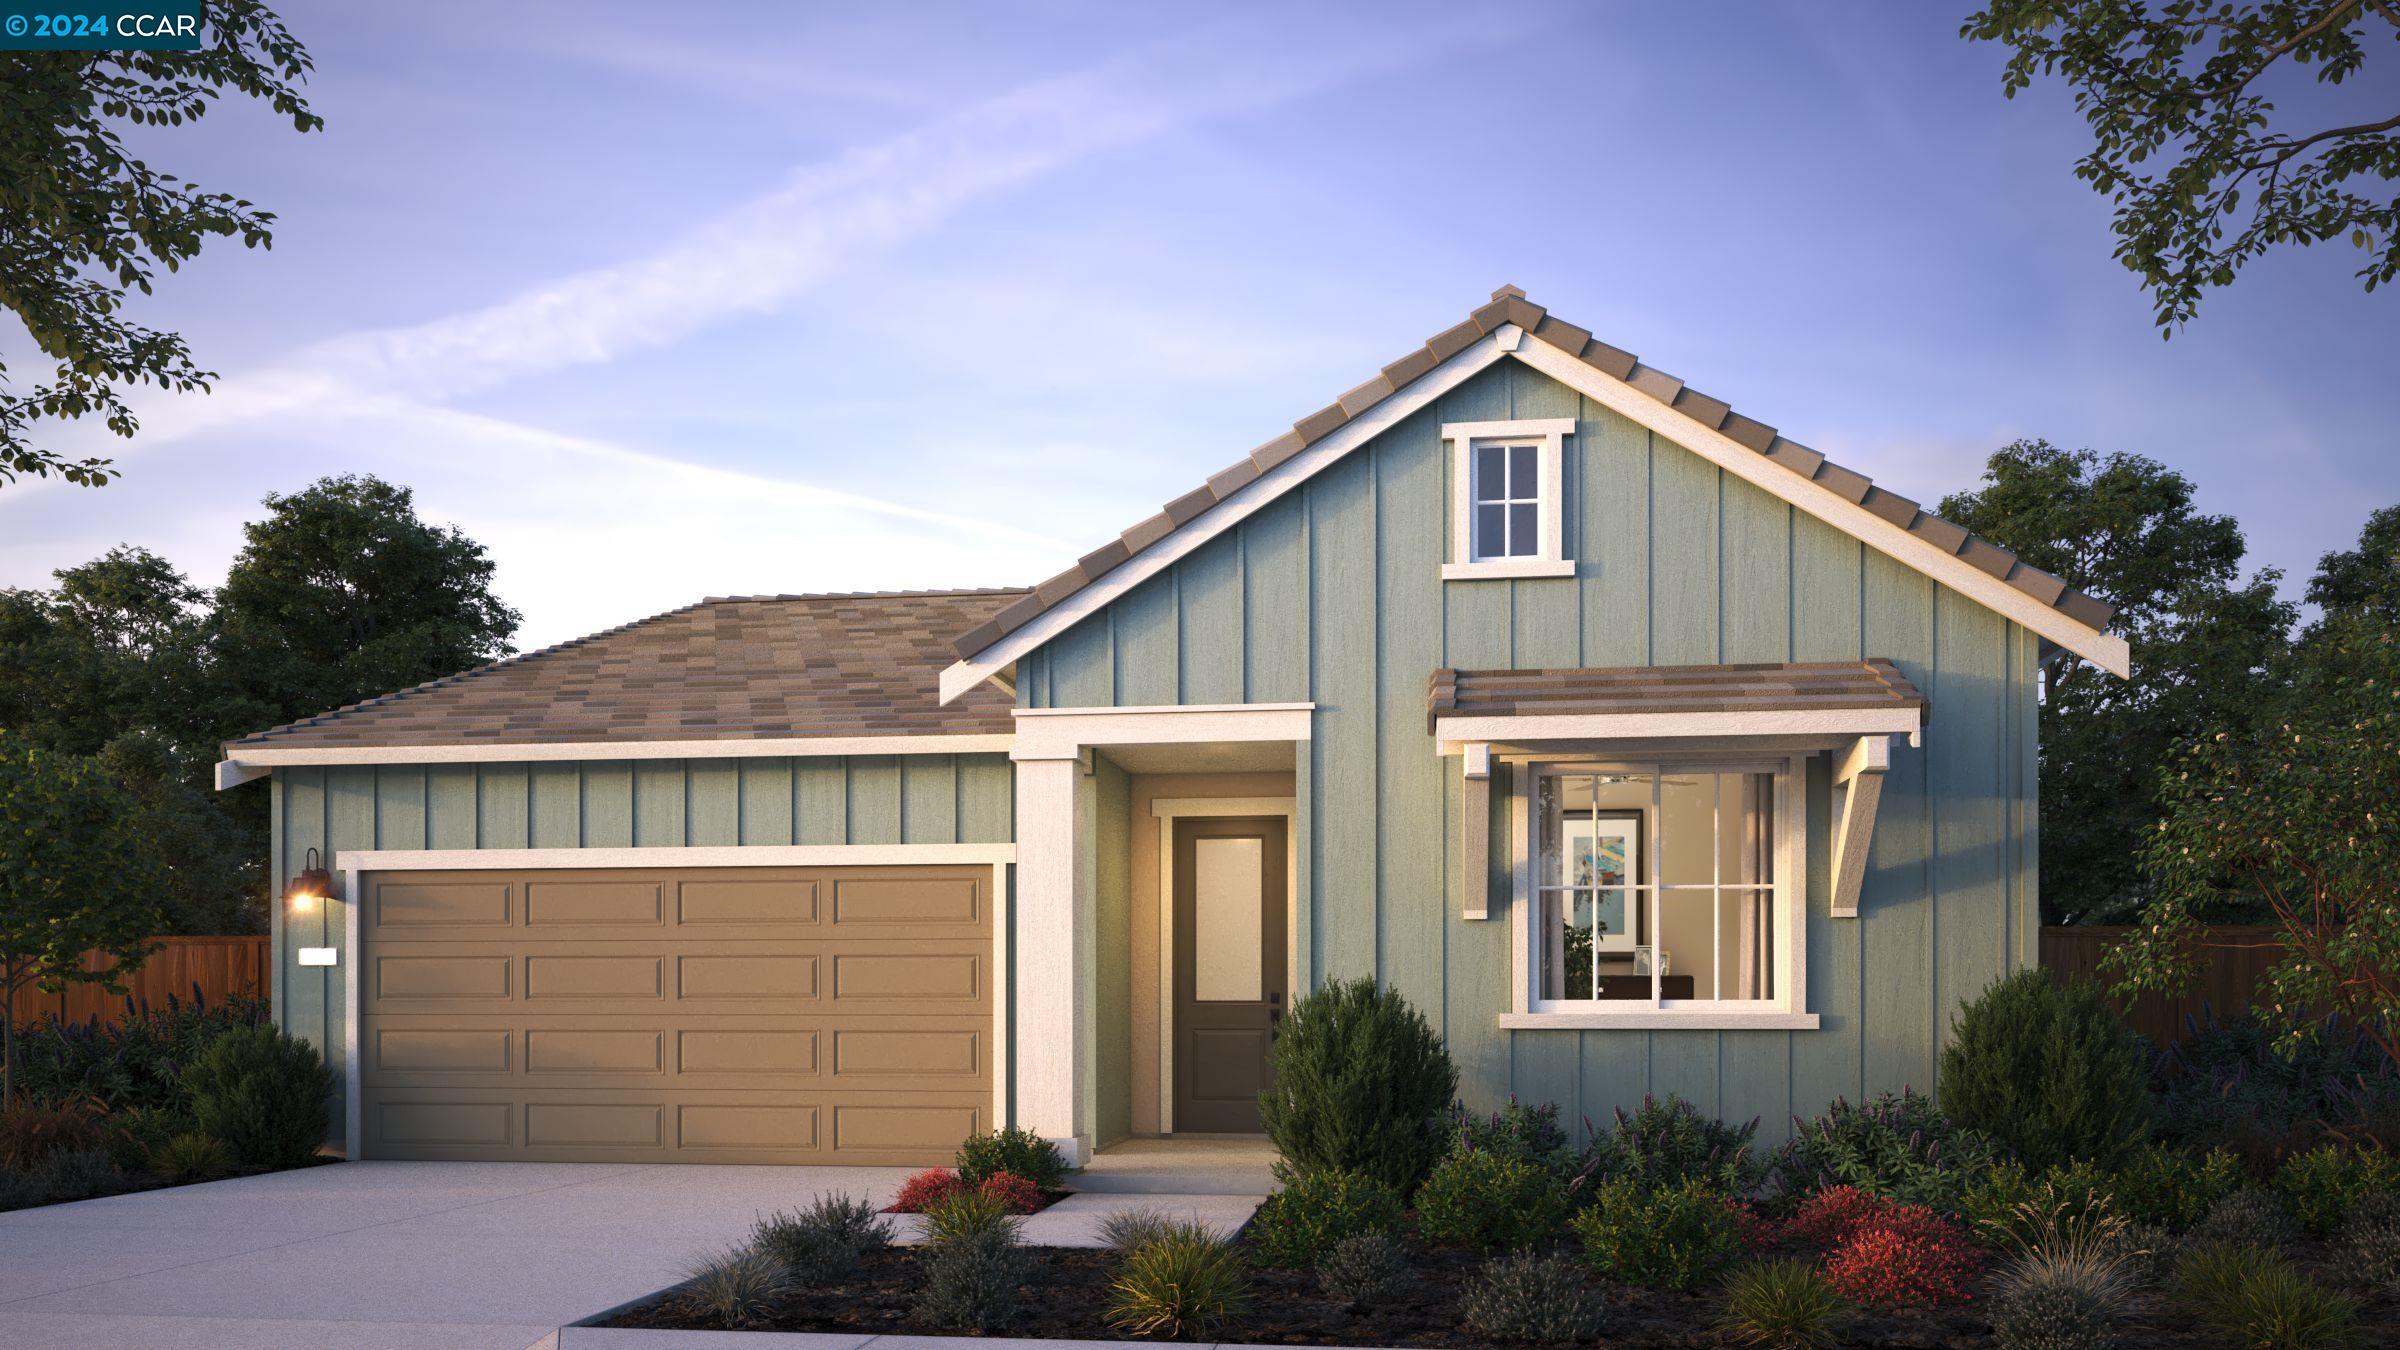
[1016,359,2041,1141]
[269,754,1014,1145]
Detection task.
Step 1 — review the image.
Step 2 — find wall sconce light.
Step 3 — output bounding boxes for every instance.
[284,847,331,914]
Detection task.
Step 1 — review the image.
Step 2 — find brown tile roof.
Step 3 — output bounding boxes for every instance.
[226,590,1027,752]
[952,285,2114,661]
[1427,660,1928,731]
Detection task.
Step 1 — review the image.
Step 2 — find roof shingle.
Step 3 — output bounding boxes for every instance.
[1428,660,1929,731]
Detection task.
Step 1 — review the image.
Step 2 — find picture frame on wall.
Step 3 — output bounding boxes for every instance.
[1563,808,1642,954]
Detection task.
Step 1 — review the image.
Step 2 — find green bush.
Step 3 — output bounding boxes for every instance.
[2275,1145,2400,1237]
[954,1125,1067,1190]
[180,1026,333,1168]
[1457,1249,1609,1344]
[149,1131,235,1182]
[1316,1230,1409,1308]
[1105,1223,1249,1339]
[1445,1096,1570,1171]
[1991,1236,2144,1350]
[1963,1159,2120,1253]
[1570,1176,1742,1291]
[1714,1258,1848,1349]
[2205,1188,2301,1251]
[2111,1143,2242,1232]
[2329,1212,2400,1298]
[750,1193,890,1281]
[1248,1167,1403,1267]
[2175,1241,2358,1349]
[1939,971,2151,1171]
[7,992,270,1113]
[918,1188,1023,1248]
[1257,977,1456,1193]
[1414,1149,1572,1249]
[1582,1093,1762,1194]
[2152,1010,2400,1163]
[914,1226,1023,1333]
[1774,1088,2001,1214]
[677,1246,789,1331]
[20,1147,121,1205]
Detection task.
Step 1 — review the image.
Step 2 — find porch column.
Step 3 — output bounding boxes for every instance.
[1011,747,1092,1164]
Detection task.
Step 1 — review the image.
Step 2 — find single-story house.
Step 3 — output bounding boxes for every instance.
[219,287,2128,1168]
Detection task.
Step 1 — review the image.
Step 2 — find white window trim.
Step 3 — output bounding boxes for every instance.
[1443,418,1575,580]
[1503,755,1818,1031]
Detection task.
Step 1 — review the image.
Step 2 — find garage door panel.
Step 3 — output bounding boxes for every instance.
[359,864,993,1165]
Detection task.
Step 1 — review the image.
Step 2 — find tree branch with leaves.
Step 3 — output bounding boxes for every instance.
[1966,1,2400,330]
[0,1,319,490]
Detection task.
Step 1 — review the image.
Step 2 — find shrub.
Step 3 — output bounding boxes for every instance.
[914,1226,1022,1333]
[1774,1088,2002,1214]
[23,1147,121,1204]
[677,1245,789,1330]
[7,991,270,1113]
[1714,1258,1848,1349]
[918,1188,1023,1247]
[1582,1093,1763,1195]
[1096,1204,1176,1254]
[2174,1242,2358,1350]
[180,1025,333,1168]
[1992,1277,2121,1350]
[1940,970,2151,1171]
[954,1125,1067,1190]
[1316,1230,1409,1308]
[1249,1166,1403,1267]
[2203,1188,2301,1251]
[149,1131,234,1182]
[2328,1215,2400,1297]
[105,1105,191,1173]
[890,1168,962,1213]
[1105,1224,1250,1339]
[2275,1144,2400,1237]
[1257,977,1456,1192]
[1415,1149,1572,1249]
[1446,1096,1570,1171]
[2152,1010,2400,1165]
[1821,1205,1981,1309]
[1457,1249,1610,1344]
[1570,1176,1742,1291]
[1964,1161,2122,1254]
[1990,1231,2145,1350]
[2110,1143,2242,1232]
[977,1170,1041,1215]
[0,1096,107,1169]
[1780,1184,1896,1252]
[750,1193,890,1282]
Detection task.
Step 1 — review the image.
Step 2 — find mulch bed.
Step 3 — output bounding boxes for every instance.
[601,1231,2396,1346]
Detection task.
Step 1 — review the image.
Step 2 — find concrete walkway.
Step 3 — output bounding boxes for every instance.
[0,1160,915,1349]
[0,1160,1266,1349]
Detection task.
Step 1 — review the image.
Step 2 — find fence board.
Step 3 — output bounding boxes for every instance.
[13,936,271,1028]
[2040,925,2281,1048]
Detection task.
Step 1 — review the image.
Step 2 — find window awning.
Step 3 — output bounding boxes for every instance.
[1428,660,1926,752]
[1436,661,1925,922]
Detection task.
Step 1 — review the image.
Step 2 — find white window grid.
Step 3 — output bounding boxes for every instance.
[1525,757,1796,1013]
[1471,441,1542,561]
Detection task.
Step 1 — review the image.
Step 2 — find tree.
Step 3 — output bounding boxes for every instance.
[2109,610,2400,1068]
[1964,2,2400,331]
[1,3,320,490]
[0,546,207,759]
[203,475,521,739]
[2304,503,2400,621]
[1940,439,2293,923]
[0,731,165,1103]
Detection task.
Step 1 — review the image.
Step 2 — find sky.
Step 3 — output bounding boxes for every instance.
[2,1,2395,651]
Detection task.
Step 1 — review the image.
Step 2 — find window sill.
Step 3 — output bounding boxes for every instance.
[1498,1010,1821,1031]
[1442,559,1578,581]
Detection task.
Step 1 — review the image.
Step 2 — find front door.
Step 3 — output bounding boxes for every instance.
[1171,816,1288,1133]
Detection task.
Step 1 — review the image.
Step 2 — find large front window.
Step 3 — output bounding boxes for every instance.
[1529,761,1794,1014]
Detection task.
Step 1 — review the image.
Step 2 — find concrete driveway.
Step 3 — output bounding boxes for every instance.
[0,1160,913,1349]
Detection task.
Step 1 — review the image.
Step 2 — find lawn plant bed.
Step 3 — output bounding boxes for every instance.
[604,1228,2400,1346]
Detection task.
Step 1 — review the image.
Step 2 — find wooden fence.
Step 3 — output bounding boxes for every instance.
[11,935,271,1028]
[2040,924,2282,1048]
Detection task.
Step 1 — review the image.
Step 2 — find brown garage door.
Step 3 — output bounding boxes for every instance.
[357,865,993,1165]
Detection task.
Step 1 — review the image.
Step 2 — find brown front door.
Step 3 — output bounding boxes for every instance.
[1172,816,1287,1133]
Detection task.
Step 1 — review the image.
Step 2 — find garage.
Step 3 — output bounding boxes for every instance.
[355,863,995,1166]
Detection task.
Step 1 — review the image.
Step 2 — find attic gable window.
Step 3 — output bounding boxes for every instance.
[1443,418,1576,580]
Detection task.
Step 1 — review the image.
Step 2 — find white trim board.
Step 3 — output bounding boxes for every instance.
[216,733,1016,789]
[1011,704,1313,761]
[942,334,2126,694]
[938,332,1517,703]
[324,841,1015,1159]
[1148,796,1298,1134]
